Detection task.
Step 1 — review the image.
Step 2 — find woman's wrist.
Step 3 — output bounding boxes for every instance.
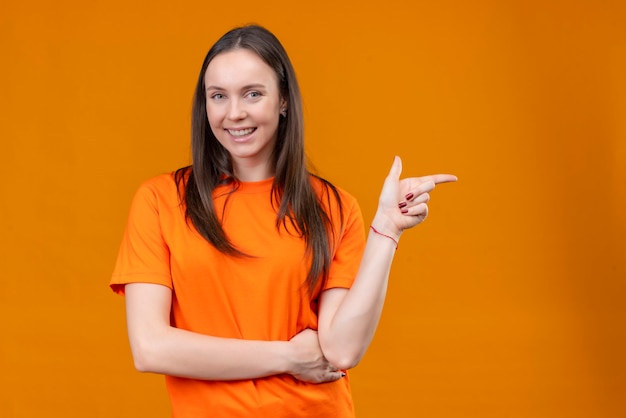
[274,340,295,375]
[370,213,402,244]
[369,225,398,249]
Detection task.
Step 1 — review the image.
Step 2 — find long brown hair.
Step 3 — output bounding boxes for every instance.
[175,25,343,293]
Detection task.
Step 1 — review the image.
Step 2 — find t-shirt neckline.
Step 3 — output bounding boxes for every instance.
[217,177,274,194]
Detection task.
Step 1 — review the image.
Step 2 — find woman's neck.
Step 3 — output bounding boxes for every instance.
[232,160,275,182]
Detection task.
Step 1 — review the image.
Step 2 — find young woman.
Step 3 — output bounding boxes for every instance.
[111,25,456,417]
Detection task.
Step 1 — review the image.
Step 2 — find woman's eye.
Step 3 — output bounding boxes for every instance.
[247,91,262,99]
[210,93,225,100]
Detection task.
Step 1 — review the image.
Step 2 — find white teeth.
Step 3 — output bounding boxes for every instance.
[228,128,255,137]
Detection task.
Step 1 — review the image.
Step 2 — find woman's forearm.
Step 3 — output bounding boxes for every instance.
[318,213,399,370]
[130,323,292,380]
[126,283,291,380]
[319,158,456,369]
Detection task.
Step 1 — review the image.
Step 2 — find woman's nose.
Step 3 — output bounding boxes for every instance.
[227,99,246,120]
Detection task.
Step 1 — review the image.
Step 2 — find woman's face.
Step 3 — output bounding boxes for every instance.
[204,48,285,181]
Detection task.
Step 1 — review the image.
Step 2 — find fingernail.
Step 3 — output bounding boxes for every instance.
[398,201,407,208]
[401,208,409,214]
[405,193,414,200]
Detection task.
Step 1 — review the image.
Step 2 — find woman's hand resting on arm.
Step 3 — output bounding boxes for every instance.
[288,329,345,383]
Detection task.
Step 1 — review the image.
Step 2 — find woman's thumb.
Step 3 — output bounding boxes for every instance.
[387,156,403,180]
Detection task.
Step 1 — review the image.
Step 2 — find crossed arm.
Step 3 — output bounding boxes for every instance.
[124,157,456,382]
[125,283,341,383]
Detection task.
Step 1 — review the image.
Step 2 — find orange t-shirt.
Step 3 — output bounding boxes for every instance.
[110,172,365,417]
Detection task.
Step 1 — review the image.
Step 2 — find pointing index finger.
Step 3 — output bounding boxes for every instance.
[424,174,458,185]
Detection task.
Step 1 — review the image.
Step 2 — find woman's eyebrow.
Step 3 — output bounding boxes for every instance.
[205,83,267,92]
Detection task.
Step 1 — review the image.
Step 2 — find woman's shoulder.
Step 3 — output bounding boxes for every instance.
[133,169,186,204]
[137,172,175,191]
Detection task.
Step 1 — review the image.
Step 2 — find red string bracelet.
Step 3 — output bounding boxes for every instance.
[369,225,398,250]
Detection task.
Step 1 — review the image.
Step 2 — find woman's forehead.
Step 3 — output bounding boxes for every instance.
[205,49,278,89]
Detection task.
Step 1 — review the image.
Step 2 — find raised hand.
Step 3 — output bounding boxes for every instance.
[374,156,457,238]
[287,328,345,384]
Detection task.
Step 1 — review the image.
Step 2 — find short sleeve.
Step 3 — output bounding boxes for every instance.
[323,196,366,291]
[110,180,173,295]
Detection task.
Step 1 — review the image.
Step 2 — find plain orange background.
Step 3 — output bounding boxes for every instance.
[1,0,625,417]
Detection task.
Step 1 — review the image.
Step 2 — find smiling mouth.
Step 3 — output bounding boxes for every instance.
[228,128,256,137]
